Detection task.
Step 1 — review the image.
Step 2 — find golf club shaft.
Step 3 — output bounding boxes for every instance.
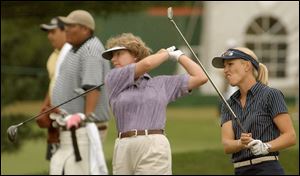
[169,19,246,132]
[20,83,104,125]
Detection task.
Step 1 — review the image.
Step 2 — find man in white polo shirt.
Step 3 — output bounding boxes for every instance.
[49,10,110,175]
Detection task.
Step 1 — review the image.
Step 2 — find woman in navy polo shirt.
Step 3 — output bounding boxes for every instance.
[102,33,208,174]
[212,47,296,175]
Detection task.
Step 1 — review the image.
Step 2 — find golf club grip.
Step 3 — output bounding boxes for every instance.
[22,84,104,125]
[170,20,246,132]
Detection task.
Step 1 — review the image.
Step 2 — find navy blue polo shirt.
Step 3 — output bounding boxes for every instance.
[220,82,288,162]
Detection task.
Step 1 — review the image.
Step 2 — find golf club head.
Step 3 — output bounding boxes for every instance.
[56,116,66,126]
[7,125,19,143]
[49,112,63,120]
[167,7,173,20]
[50,112,66,126]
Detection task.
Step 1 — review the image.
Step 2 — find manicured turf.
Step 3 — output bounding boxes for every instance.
[1,104,299,174]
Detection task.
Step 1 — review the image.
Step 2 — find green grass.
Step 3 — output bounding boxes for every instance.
[172,148,299,175]
[1,139,49,175]
[1,104,299,174]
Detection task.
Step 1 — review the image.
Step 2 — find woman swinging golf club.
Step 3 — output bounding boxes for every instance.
[212,47,296,175]
[102,33,208,174]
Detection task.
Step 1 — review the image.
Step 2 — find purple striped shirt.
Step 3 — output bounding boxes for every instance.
[105,63,189,133]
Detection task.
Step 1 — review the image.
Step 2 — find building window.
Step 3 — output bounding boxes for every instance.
[245,16,287,78]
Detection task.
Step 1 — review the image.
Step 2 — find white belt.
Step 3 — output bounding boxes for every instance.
[233,156,279,168]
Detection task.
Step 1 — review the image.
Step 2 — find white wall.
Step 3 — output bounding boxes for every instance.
[200,1,299,96]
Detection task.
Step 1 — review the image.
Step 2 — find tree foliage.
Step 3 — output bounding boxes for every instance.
[1,1,198,106]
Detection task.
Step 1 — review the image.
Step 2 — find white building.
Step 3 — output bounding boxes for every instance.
[197,1,299,96]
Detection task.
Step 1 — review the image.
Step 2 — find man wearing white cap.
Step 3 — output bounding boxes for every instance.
[36,16,72,161]
[49,10,110,175]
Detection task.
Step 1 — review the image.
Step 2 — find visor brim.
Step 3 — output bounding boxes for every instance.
[102,46,127,60]
[212,56,241,68]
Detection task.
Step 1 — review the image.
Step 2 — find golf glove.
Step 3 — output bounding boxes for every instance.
[166,46,176,52]
[65,113,86,130]
[247,139,271,155]
[166,46,184,61]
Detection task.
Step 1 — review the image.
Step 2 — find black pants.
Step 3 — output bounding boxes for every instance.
[235,160,285,175]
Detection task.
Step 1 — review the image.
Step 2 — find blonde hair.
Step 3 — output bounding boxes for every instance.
[234,47,269,85]
[105,33,152,61]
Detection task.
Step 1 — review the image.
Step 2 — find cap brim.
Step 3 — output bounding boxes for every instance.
[102,46,127,60]
[58,16,77,25]
[212,56,240,68]
[40,24,58,31]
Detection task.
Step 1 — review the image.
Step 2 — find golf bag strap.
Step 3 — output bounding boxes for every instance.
[46,143,59,160]
[70,127,82,162]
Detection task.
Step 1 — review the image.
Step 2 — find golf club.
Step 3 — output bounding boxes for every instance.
[7,83,104,143]
[167,7,246,132]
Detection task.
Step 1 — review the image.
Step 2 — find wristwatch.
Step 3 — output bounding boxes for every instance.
[86,112,97,122]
